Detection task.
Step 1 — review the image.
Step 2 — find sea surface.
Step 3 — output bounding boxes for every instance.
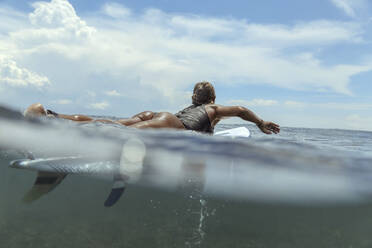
[0,106,372,248]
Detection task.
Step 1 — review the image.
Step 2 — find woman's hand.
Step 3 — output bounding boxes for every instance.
[257,120,280,134]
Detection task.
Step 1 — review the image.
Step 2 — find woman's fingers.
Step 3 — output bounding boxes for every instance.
[259,121,280,134]
[266,122,280,134]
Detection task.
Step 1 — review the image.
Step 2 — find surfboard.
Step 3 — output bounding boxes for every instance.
[0,105,251,207]
[7,126,250,207]
[214,127,250,138]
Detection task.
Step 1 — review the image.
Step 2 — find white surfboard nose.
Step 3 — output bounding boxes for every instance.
[215,127,251,138]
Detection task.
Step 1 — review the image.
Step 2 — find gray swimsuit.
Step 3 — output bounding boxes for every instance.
[175,105,214,134]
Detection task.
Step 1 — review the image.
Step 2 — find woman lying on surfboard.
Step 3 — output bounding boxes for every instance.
[24,81,280,135]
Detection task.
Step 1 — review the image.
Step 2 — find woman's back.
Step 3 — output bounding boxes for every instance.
[175,105,214,134]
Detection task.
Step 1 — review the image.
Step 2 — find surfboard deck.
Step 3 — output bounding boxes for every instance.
[214,127,250,138]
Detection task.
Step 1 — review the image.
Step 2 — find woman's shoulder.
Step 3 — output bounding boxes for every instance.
[204,103,222,109]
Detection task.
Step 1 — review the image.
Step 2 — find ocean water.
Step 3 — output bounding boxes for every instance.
[1,106,372,248]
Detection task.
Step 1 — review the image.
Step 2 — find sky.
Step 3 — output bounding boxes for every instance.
[0,0,371,131]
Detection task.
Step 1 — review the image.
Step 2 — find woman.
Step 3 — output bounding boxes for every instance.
[25,82,280,135]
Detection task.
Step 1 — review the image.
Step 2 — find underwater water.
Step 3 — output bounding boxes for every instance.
[1,106,372,248]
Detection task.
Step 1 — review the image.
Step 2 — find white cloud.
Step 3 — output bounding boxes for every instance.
[105,90,122,97]
[330,0,369,18]
[10,0,95,46]
[52,99,72,105]
[227,99,279,107]
[88,101,109,110]
[102,2,131,18]
[284,100,372,110]
[0,6,29,33]
[29,0,95,36]
[315,102,372,110]
[0,55,50,87]
[171,16,363,45]
[80,8,368,96]
[246,21,363,44]
[331,0,356,17]
[284,101,307,108]
[284,101,306,108]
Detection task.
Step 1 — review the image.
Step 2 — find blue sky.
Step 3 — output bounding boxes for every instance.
[0,0,371,131]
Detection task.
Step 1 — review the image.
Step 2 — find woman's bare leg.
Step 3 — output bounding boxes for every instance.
[116,111,155,126]
[129,112,185,130]
[24,103,111,122]
[24,104,184,130]
[55,113,94,122]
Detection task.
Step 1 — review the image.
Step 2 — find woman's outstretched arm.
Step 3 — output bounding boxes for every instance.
[212,105,280,134]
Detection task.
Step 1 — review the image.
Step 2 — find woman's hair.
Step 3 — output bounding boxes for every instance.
[192,81,216,106]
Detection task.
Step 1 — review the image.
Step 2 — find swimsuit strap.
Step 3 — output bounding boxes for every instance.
[46,109,59,117]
